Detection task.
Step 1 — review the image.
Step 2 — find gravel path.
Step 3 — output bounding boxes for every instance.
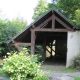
[41,58,80,80]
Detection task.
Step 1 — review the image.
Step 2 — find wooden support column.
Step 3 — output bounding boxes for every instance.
[43,33,46,61]
[51,42,53,56]
[31,30,35,55]
[46,48,51,53]
[52,11,55,29]
[55,40,57,57]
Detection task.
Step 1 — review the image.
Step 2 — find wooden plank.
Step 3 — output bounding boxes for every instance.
[14,43,31,46]
[33,16,52,30]
[42,34,46,61]
[55,16,72,29]
[48,44,55,52]
[31,30,35,55]
[34,28,73,32]
[51,42,53,56]
[32,25,35,29]
[52,13,55,29]
[12,41,31,46]
[14,44,23,51]
[46,48,51,54]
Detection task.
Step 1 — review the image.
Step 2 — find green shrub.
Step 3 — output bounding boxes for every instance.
[0,49,48,80]
[74,56,80,70]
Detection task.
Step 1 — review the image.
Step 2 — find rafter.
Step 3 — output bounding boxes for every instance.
[55,16,71,29]
[33,16,52,30]
[52,13,55,29]
[46,48,51,54]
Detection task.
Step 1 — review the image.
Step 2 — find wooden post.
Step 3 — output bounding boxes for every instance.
[51,42,53,56]
[42,34,46,61]
[31,30,35,55]
[52,13,55,29]
[55,40,57,57]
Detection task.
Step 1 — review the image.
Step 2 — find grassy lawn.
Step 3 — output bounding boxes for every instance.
[75,77,80,80]
[59,67,78,73]
[41,67,78,73]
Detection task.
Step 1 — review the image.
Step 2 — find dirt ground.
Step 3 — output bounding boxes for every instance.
[41,56,80,80]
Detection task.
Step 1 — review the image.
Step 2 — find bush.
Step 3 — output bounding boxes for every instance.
[74,56,80,70]
[0,49,48,80]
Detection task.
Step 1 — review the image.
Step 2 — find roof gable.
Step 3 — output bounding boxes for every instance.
[7,8,78,44]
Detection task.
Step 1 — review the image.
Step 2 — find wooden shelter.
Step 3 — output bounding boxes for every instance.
[8,8,79,66]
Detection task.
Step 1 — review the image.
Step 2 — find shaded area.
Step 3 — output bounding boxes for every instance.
[42,55,66,69]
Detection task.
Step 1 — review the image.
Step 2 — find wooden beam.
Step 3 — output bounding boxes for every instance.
[52,13,55,29]
[14,44,23,51]
[48,46,55,52]
[12,41,31,46]
[42,33,46,61]
[32,25,35,29]
[34,28,73,32]
[55,16,72,29]
[46,48,51,54]
[51,42,53,56]
[33,16,52,30]
[31,30,35,55]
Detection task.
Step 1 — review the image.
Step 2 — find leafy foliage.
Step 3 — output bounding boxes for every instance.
[54,0,80,20]
[0,18,27,56]
[32,0,80,27]
[32,0,49,20]
[0,49,48,80]
[73,55,80,70]
[74,9,80,27]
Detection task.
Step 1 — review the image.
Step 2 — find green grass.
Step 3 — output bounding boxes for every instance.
[59,67,78,73]
[41,67,78,73]
[75,77,80,80]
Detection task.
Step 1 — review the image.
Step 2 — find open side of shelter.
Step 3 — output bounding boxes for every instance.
[8,8,80,67]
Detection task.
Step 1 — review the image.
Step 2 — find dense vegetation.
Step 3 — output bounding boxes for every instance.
[32,0,80,27]
[0,18,27,56]
[0,49,48,80]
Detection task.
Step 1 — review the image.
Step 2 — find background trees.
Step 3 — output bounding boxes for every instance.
[32,0,80,27]
[73,9,80,27]
[32,0,49,20]
[52,0,80,20]
[0,18,27,56]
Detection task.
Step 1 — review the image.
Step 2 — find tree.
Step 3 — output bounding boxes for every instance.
[52,0,80,20]
[73,9,80,27]
[32,0,49,20]
[32,0,61,20]
[0,18,27,56]
[32,0,80,27]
